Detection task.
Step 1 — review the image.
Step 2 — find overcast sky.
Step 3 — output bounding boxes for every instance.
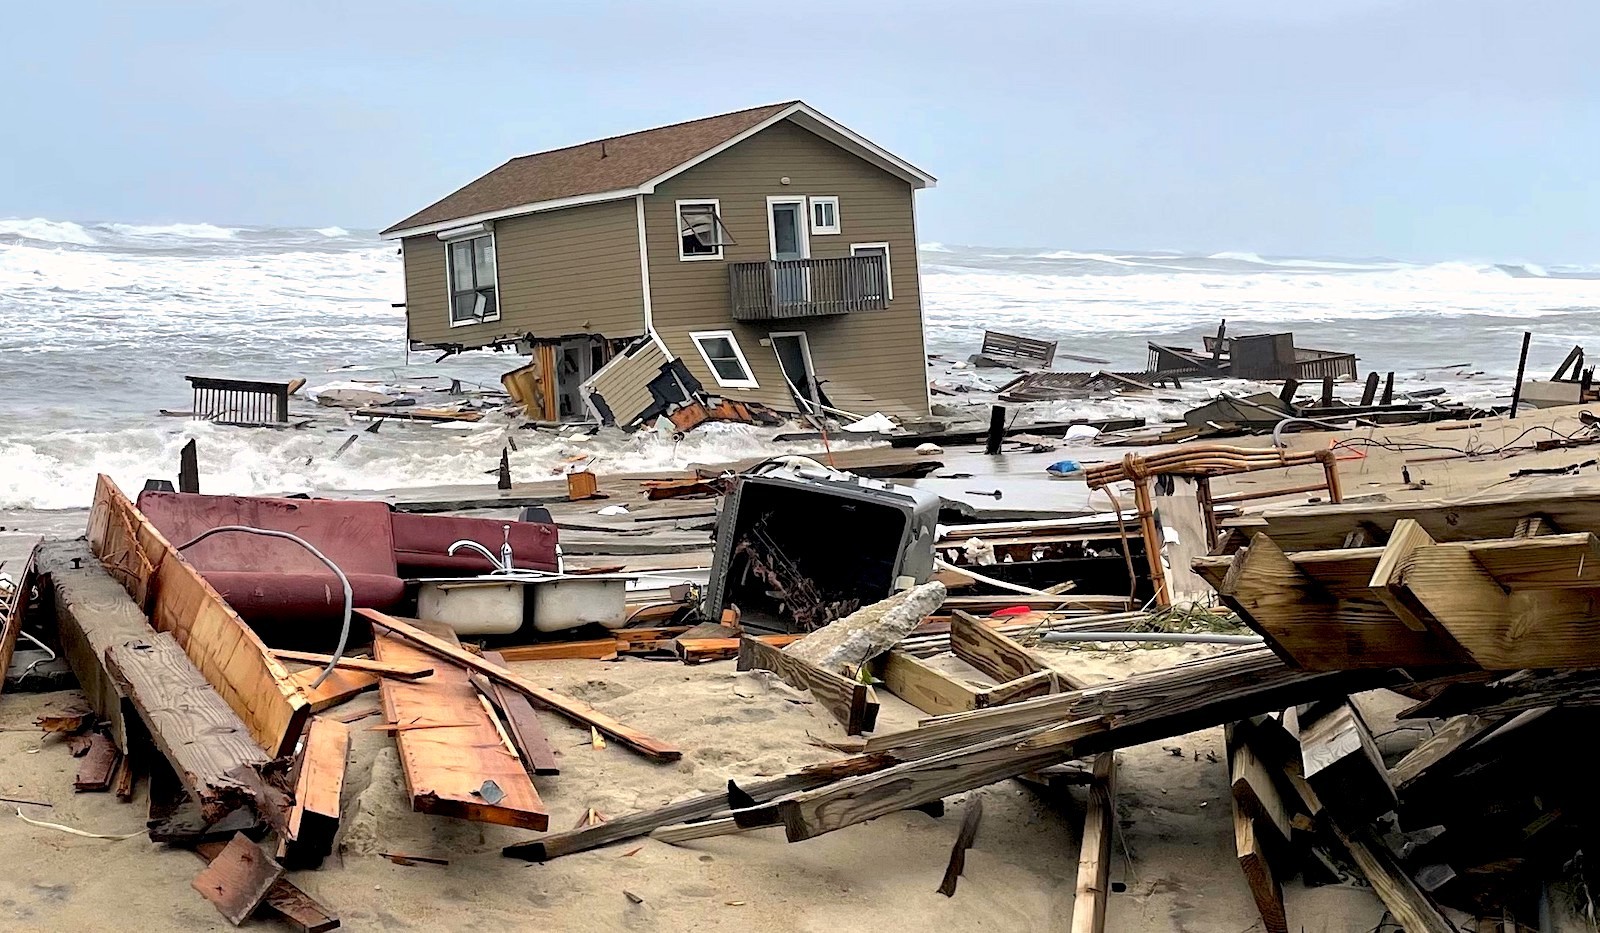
[3,1,1595,261]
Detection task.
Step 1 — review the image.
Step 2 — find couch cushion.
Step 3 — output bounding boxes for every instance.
[390,512,559,576]
[137,491,398,576]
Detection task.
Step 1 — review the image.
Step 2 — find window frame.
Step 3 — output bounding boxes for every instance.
[850,241,894,301]
[676,198,726,262]
[443,230,501,328]
[809,196,841,235]
[688,329,760,389]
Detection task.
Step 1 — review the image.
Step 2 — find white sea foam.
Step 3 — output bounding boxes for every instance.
[102,222,240,239]
[0,218,98,245]
[316,226,350,237]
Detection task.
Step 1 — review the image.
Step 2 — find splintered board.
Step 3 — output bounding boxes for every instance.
[0,542,37,699]
[373,628,548,830]
[86,475,309,756]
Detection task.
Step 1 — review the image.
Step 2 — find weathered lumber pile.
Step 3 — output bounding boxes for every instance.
[1188,484,1600,926]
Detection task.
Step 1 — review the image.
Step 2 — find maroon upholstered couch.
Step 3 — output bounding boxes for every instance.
[136,491,407,628]
[389,512,559,576]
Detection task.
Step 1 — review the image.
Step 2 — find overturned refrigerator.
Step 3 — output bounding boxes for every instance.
[702,466,940,635]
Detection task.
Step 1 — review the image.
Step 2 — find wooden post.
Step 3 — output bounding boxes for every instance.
[1070,752,1117,933]
[497,448,512,490]
[1320,375,1334,408]
[984,405,1006,456]
[1509,330,1531,415]
[179,440,199,494]
[1380,372,1395,406]
[1277,378,1298,408]
[1360,372,1380,406]
[1131,475,1170,607]
[1195,476,1218,550]
[1211,319,1226,367]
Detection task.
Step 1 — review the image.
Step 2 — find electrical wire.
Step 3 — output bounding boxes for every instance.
[176,525,353,689]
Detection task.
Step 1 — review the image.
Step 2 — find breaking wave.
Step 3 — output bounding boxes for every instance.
[0,218,98,245]
[102,222,240,239]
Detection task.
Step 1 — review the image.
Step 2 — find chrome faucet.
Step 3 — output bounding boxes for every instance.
[447,524,515,573]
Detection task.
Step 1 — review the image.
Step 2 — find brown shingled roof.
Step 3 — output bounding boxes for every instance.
[383,101,799,236]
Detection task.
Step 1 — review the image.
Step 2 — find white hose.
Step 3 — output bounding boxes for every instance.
[932,557,1063,598]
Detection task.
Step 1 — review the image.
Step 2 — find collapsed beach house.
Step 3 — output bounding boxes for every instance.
[382,101,937,427]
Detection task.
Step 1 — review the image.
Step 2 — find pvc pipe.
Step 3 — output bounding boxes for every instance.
[1040,631,1264,645]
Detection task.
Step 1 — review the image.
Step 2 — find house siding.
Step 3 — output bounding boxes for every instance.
[585,338,669,426]
[643,119,929,418]
[404,199,646,349]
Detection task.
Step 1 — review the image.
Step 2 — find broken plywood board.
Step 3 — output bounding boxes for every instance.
[372,629,548,830]
[87,475,309,755]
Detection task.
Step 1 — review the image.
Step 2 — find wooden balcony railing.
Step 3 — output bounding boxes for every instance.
[728,255,889,321]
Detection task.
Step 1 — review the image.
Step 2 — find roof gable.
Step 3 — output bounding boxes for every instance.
[382,102,933,238]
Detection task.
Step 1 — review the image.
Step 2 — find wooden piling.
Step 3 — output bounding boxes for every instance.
[178,440,199,494]
[1380,372,1395,406]
[984,406,1006,456]
[1509,330,1532,415]
[1360,372,1379,406]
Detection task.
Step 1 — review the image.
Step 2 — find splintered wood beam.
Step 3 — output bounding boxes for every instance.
[270,650,432,679]
[286,666,379,713]
[1232,796,1288,933]
[875,650,981,717]
[1221,534,1465,669]
[1394,535,1600,669]
[950,611,1065,686]
[976,670,1059,707]
[480,651,559,776]
[1070,752,1116,933]
[1388,713,1506,790]
[191,833,286,927]
[88,475,310,757]
[38,541,148,751]
[360,610,680,761]
[1299,703,1397,825]
[105,631,288,830]
[737,636,878,735]
[279,717,349,870]
[503,755,892,862]
[373,629,548,830]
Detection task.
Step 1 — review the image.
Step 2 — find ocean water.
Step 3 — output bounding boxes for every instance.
[3,218,1598,509]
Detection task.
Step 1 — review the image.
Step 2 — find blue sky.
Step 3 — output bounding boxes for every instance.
[3,0,1596,261]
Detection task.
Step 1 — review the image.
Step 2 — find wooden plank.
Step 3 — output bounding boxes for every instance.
[494,639,619,662]
[37,541,142,751]
[1460,532,1600,589]
[0,542,37,699]
[649,816,748,844]
[875,650,981,717]
[192,842,339,933]
[976,670,1059,708]
[737,635,877,735]
[1389,713,1505,790]
[286,666,379,713]
[105,631,286,828]
[1070,752,1116,933]
[1233,800,1288,933]
[1219,534,1468,669]
[481,651,559,776]
[73,732,120,792]
[1368,518,1445,632]
[1227,723,1295,845]
[87,475,310,755]
[674,632,804,663]
[1299,703,1397,824]
[280,717,349,869]
[361,609,680,761]
[503,755,891,862]
[937,799,984,897]
[191,833,286,926]
[270,650,432,679]
[950,610,1075,688]
[373,629,548,829]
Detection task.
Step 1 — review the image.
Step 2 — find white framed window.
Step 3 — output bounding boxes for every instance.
[445,231,499,326]
[689,330,759,389]
[809,196,840,235]
[850,242,893,301]
[677,199,731,261]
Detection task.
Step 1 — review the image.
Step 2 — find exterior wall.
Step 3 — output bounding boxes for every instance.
[403,198,646,349]
[585,338,669,425]
[643,119,929,418]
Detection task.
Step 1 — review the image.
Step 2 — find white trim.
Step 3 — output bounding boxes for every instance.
[635,195,670,356]
[436,221,490,241]
[382,102,936,240]
[383,187,641,239]
[445,230,502,328]
[675,198,725,262]
[769,330,821,411]
[809,196,841,235]
[850,242,893,301]
[911,192,932,414]
[688,329,759,390]
[765,196,810,260]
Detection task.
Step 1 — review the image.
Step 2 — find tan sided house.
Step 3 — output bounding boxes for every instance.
[381,101,935,427]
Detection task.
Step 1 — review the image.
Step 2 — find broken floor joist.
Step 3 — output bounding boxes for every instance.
[737,635,879,735]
